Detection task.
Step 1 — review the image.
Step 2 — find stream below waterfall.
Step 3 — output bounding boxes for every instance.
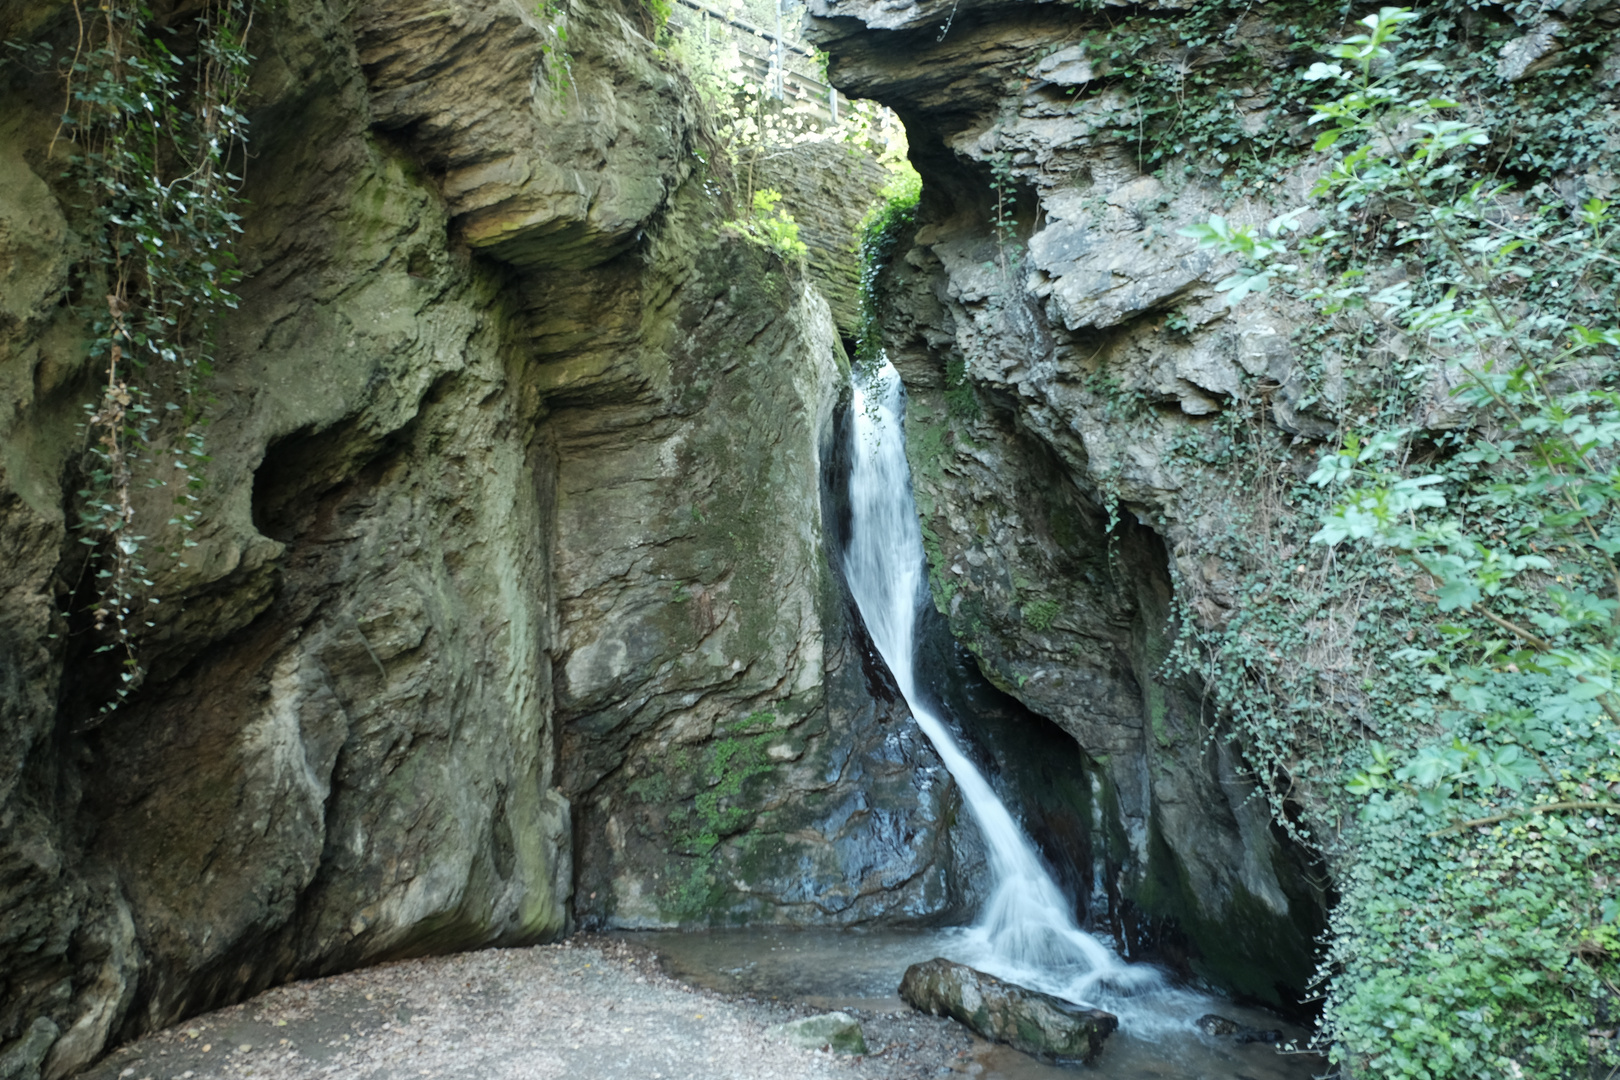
[620,926,1324,1079]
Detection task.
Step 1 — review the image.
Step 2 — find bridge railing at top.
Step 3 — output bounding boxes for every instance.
[665,0,847,121]
[670,0,817,60]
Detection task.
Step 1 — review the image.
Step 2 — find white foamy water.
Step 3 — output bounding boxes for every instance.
[844,362,1201,1034]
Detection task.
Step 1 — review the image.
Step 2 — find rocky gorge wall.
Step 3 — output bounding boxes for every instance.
[756,139,892,337]
[806,0,1347,1004]
[0,1,965,1075]
[807,0,1619,1011]
[13,0,1608,1071]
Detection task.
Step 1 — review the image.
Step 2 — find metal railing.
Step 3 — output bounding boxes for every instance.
[667,0,844,121]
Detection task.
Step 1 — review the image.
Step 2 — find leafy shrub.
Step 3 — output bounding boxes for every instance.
[725,188,808,261]
[1185,9,1620,1076]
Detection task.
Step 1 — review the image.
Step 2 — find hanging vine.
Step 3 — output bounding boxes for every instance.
[56,0,256,715]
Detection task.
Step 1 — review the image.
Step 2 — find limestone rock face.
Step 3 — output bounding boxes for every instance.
[807,0,1334,1001]
[548,227,978,932]
[899,958,1117,1062]
[0,0,959,1074]
[351,0,697,270]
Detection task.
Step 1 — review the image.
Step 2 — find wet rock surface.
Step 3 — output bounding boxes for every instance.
[559,369,982,933]
[770,1013,870,1055]
[1197,1014,1283,1044]
[898,959,1117,1063]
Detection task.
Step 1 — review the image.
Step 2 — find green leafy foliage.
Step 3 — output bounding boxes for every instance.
[724,187,808,261]
[665,6,896,201]
[1177,208,1305,302]
[854,165,922,374]
[1021,598,1061,632]
[943,354,979,421]
[659,0,901,303]
[662,711,779,918]
[1074,0,1347,189]
[1055,0,1617,199]
[1182,9,1619,1076]
[644,0,674,30]
[533,0,574,101]
[50,0,254,716]
[988,149,1021,275]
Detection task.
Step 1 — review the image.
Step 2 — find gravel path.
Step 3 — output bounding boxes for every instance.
[80,937,973,1080]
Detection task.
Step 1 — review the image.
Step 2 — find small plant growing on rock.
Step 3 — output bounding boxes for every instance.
[724,188,808,261]
[1021,598,1061,632]
[534,0,575,101]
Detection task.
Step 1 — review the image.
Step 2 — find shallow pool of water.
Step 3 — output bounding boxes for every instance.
[616,926,1327,1080]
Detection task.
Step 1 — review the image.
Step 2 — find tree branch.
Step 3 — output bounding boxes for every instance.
[1429,800,1620,837]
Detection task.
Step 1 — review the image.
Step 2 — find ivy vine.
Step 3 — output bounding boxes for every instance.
[53,0,256,715]
[1177,9,1619,1075]
[1035,0,1620,197]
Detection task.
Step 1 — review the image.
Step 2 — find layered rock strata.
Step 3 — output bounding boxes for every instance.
[0,0,962,1075]
[757,140,890,337]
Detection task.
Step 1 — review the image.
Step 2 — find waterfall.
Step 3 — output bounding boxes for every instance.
[844,362,1184,1028]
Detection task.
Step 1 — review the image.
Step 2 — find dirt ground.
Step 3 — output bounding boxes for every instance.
[78,936,974,1080]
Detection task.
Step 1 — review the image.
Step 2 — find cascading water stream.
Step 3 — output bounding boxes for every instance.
[844,362,1195,1034]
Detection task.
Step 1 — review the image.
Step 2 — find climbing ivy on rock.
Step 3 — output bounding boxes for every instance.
[54,0,254,714]
[1182,9,1619,1076]
[854,164,919,374]
[1048,0,1620,198]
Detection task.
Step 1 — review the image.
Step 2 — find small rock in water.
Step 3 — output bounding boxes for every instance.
[1196,1014,1242,1036]
[898,958,1117,1063]
[767,1012,868,1054]
[1196,1014,1282,1043]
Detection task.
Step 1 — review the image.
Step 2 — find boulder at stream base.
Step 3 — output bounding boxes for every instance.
[767,1012,869,1054]
[898,959,1118,1062]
